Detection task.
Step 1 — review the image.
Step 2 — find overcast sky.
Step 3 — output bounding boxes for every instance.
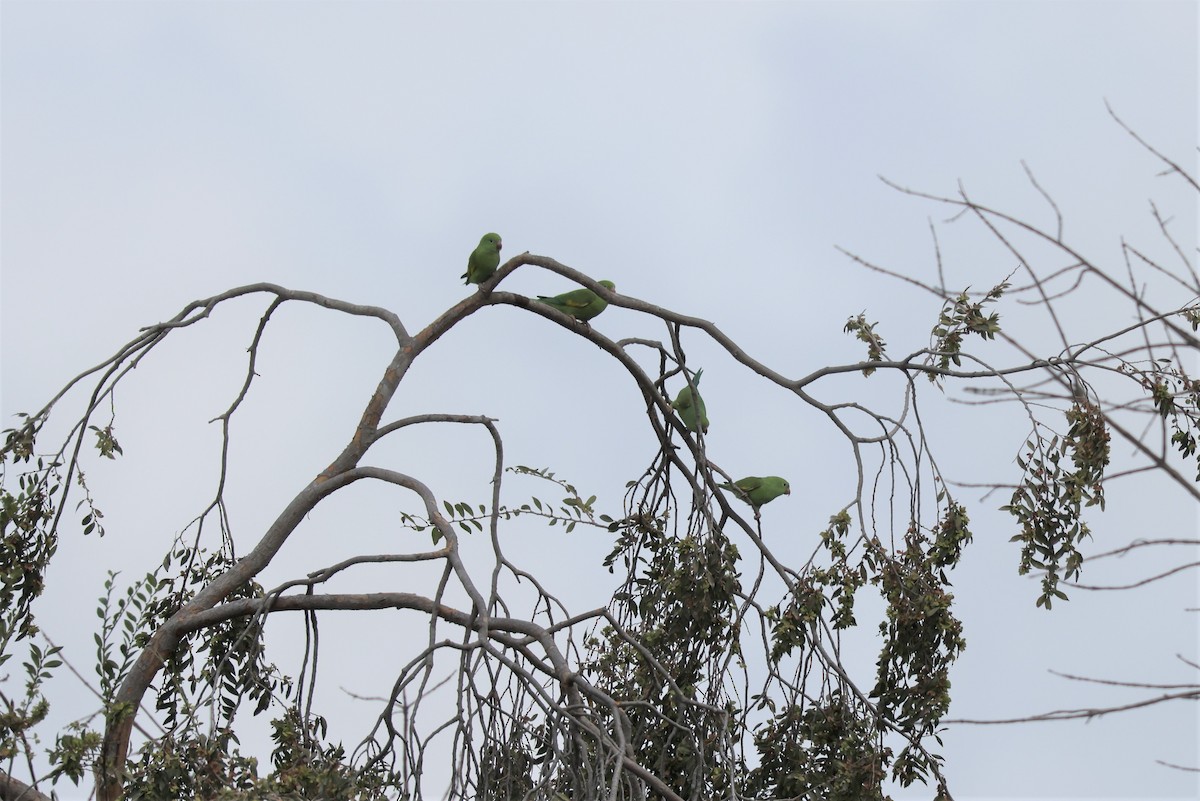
[2,1,1197,799]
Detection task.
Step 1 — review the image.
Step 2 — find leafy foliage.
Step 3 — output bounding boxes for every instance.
[928,282,1007,376]
[121,709,400,800]
[147,552,285,730]
[1136,330,1200,481]
[1004,401,1111,607]
[401,465,613,542]
[589,505,743,798]
[845,314,888,375]
[747,691,892,801]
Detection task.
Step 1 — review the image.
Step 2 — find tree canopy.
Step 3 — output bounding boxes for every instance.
[1,121,1197,801]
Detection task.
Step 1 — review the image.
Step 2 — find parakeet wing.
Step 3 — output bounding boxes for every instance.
[735,477,764,493]
[672,369,709,433]
[462,233,502,285]
[556,290,594,309]
[536,280,615,323]
[720,476,789,506]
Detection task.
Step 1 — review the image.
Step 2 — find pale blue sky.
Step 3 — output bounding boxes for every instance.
[2,1,1197,798]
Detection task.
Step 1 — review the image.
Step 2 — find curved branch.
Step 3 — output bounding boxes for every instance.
[97,466,372,798]
[0,771,52,801]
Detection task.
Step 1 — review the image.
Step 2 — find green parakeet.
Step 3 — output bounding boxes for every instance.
[462,233,503,285]
[719,476,791,507]
[536,280,616,323]
[672,369,709,434]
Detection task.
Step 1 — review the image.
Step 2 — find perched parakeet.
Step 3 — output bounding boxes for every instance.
[719,476,791,507]
[672,369,709,434]
[462,233,503,285]
[536,280,616,324]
